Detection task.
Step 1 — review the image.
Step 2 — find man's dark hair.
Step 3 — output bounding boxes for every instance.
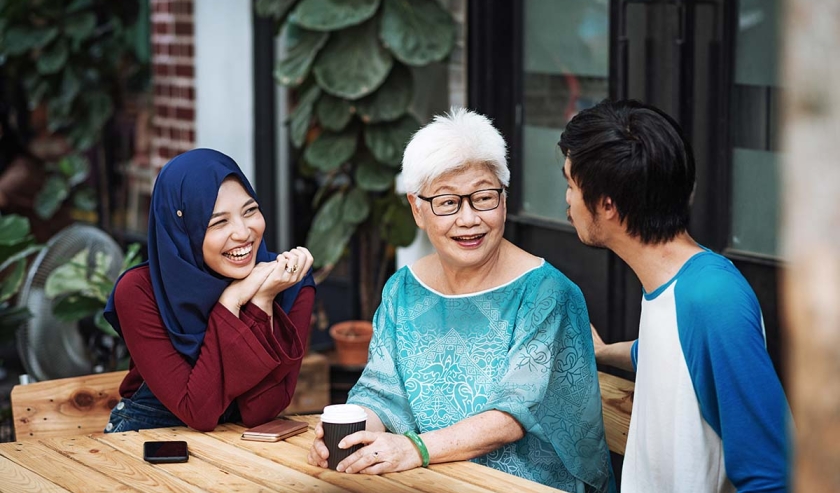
[558,99,695,244]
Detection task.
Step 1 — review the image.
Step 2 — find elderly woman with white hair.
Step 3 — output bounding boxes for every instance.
[308,109,613,493]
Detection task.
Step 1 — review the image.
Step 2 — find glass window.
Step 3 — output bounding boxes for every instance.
[729,0,782,256]
[520,0,610,222]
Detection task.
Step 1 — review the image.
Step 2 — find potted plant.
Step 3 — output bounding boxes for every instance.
[256,0,456,363]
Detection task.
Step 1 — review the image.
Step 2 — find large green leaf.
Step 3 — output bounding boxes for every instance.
[37,39,69,74]
[34,175,70,220]
[72,186,97,211]
[364,114,420,166]
[0,260,25,304]
[316,93,353,132]
[306,192,356,267]
[354,63,413,123]
[0,245,43,276]
[68,91,113,150]
[0,215,31,246]
[58,153,90,186]
[61,68,81,105]
[381,197,417,247]
[380,0,455,66]
[312,20,393,100]
[45,250,89,298]
[255,0,298,23]
[354,153,396,191]
[304,125,358,172]
[343,187,370,224]
[289,0,379,31]
[289,84,321,149]
[274,25,328,87]
[64,13,97,42]
[67,0,94,14]
[51,295,102,323]
[81,91,114,137]
[2,26,58,56]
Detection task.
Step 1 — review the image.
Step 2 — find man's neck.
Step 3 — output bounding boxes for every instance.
[608,232,704,293]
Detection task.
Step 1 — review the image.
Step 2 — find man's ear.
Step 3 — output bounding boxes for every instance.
[600,196,618,220]
[407,194,426,230]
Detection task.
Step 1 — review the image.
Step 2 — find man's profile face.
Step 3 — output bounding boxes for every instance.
[563,157,606,248]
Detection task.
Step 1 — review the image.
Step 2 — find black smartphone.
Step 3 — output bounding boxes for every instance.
[143,440,189,464]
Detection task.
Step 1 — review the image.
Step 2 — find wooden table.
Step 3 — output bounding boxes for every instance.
[0,415,564,492]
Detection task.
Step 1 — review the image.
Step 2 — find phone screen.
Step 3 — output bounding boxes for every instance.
[143,441,189,463]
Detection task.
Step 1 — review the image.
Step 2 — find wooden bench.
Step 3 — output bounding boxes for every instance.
[598,371,634,455]
[11,370,128,440]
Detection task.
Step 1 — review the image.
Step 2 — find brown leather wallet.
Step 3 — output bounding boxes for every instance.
[241,419,308,442]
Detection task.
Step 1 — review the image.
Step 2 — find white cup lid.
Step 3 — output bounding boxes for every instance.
[321,404,368,424]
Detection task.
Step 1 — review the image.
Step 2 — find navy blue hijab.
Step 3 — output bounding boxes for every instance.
[104,149,315,363]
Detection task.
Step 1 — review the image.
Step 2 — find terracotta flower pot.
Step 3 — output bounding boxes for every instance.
[329,320,373,367]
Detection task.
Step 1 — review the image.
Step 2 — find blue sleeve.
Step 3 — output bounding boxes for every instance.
[675,265,790,492]
[630,339,639,371]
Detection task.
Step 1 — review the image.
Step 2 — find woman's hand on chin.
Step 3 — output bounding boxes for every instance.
[335,430,424,474]
[217,262,275,315]
[251,246,314,308]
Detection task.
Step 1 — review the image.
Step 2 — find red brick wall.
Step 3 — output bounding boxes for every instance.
[150,0,196,171]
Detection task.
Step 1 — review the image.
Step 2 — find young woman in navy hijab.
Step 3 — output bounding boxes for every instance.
[103,148,316,432]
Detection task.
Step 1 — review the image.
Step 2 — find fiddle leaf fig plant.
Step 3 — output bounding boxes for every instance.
[257,0,456,320]
[0,0,150,223]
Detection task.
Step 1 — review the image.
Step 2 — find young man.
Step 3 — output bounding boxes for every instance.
[558,99,789,493]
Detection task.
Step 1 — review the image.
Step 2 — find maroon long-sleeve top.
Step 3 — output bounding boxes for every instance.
[112,265,315,431]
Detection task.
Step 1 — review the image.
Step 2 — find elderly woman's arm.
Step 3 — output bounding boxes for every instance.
[308,407,524,473]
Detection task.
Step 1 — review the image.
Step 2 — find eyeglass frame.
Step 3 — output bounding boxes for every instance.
[416,188,506,216]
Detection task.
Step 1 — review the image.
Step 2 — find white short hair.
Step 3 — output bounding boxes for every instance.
[401,107,509,195]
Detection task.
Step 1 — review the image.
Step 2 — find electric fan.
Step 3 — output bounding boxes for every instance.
[15,224,124,382]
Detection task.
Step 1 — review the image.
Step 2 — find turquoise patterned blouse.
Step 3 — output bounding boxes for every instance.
[347,262,613,493]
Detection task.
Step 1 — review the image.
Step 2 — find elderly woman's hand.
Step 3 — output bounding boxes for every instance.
[307,420,330,468]
[334,430,423,474]
[306,420,424,474]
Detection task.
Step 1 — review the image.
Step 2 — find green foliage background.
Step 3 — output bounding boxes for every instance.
[256,0,456,319]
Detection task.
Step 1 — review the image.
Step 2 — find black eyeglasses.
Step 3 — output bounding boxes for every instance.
[417,188,505,216]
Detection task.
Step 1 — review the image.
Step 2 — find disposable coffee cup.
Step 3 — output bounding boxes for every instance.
[321,404,367,470]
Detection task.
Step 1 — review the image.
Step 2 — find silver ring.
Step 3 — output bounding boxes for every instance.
[292,264,299,273]
[285,265,293,274]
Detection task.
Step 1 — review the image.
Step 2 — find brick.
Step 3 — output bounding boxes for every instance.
[174,107,194,121]
[174,22,193,36]
[174,64,194,78]
[153,22,171,35]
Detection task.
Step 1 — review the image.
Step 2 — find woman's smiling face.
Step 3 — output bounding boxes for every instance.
[202,177,265,279]
[409,162,507,270]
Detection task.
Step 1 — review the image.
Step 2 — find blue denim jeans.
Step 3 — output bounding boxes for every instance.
[105,381,240,433]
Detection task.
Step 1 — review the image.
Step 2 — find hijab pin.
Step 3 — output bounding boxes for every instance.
[176,209,183,217]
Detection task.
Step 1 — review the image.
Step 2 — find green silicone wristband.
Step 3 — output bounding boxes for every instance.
[403,430,430,467]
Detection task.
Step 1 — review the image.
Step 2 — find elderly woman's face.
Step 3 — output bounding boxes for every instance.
[410,162,506,269]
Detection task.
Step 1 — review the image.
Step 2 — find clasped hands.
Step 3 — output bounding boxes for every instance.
[307,421,424,474]
[219,246,313,316]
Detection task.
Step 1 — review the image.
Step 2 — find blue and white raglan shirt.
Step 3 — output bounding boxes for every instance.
[622,250,790,493]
